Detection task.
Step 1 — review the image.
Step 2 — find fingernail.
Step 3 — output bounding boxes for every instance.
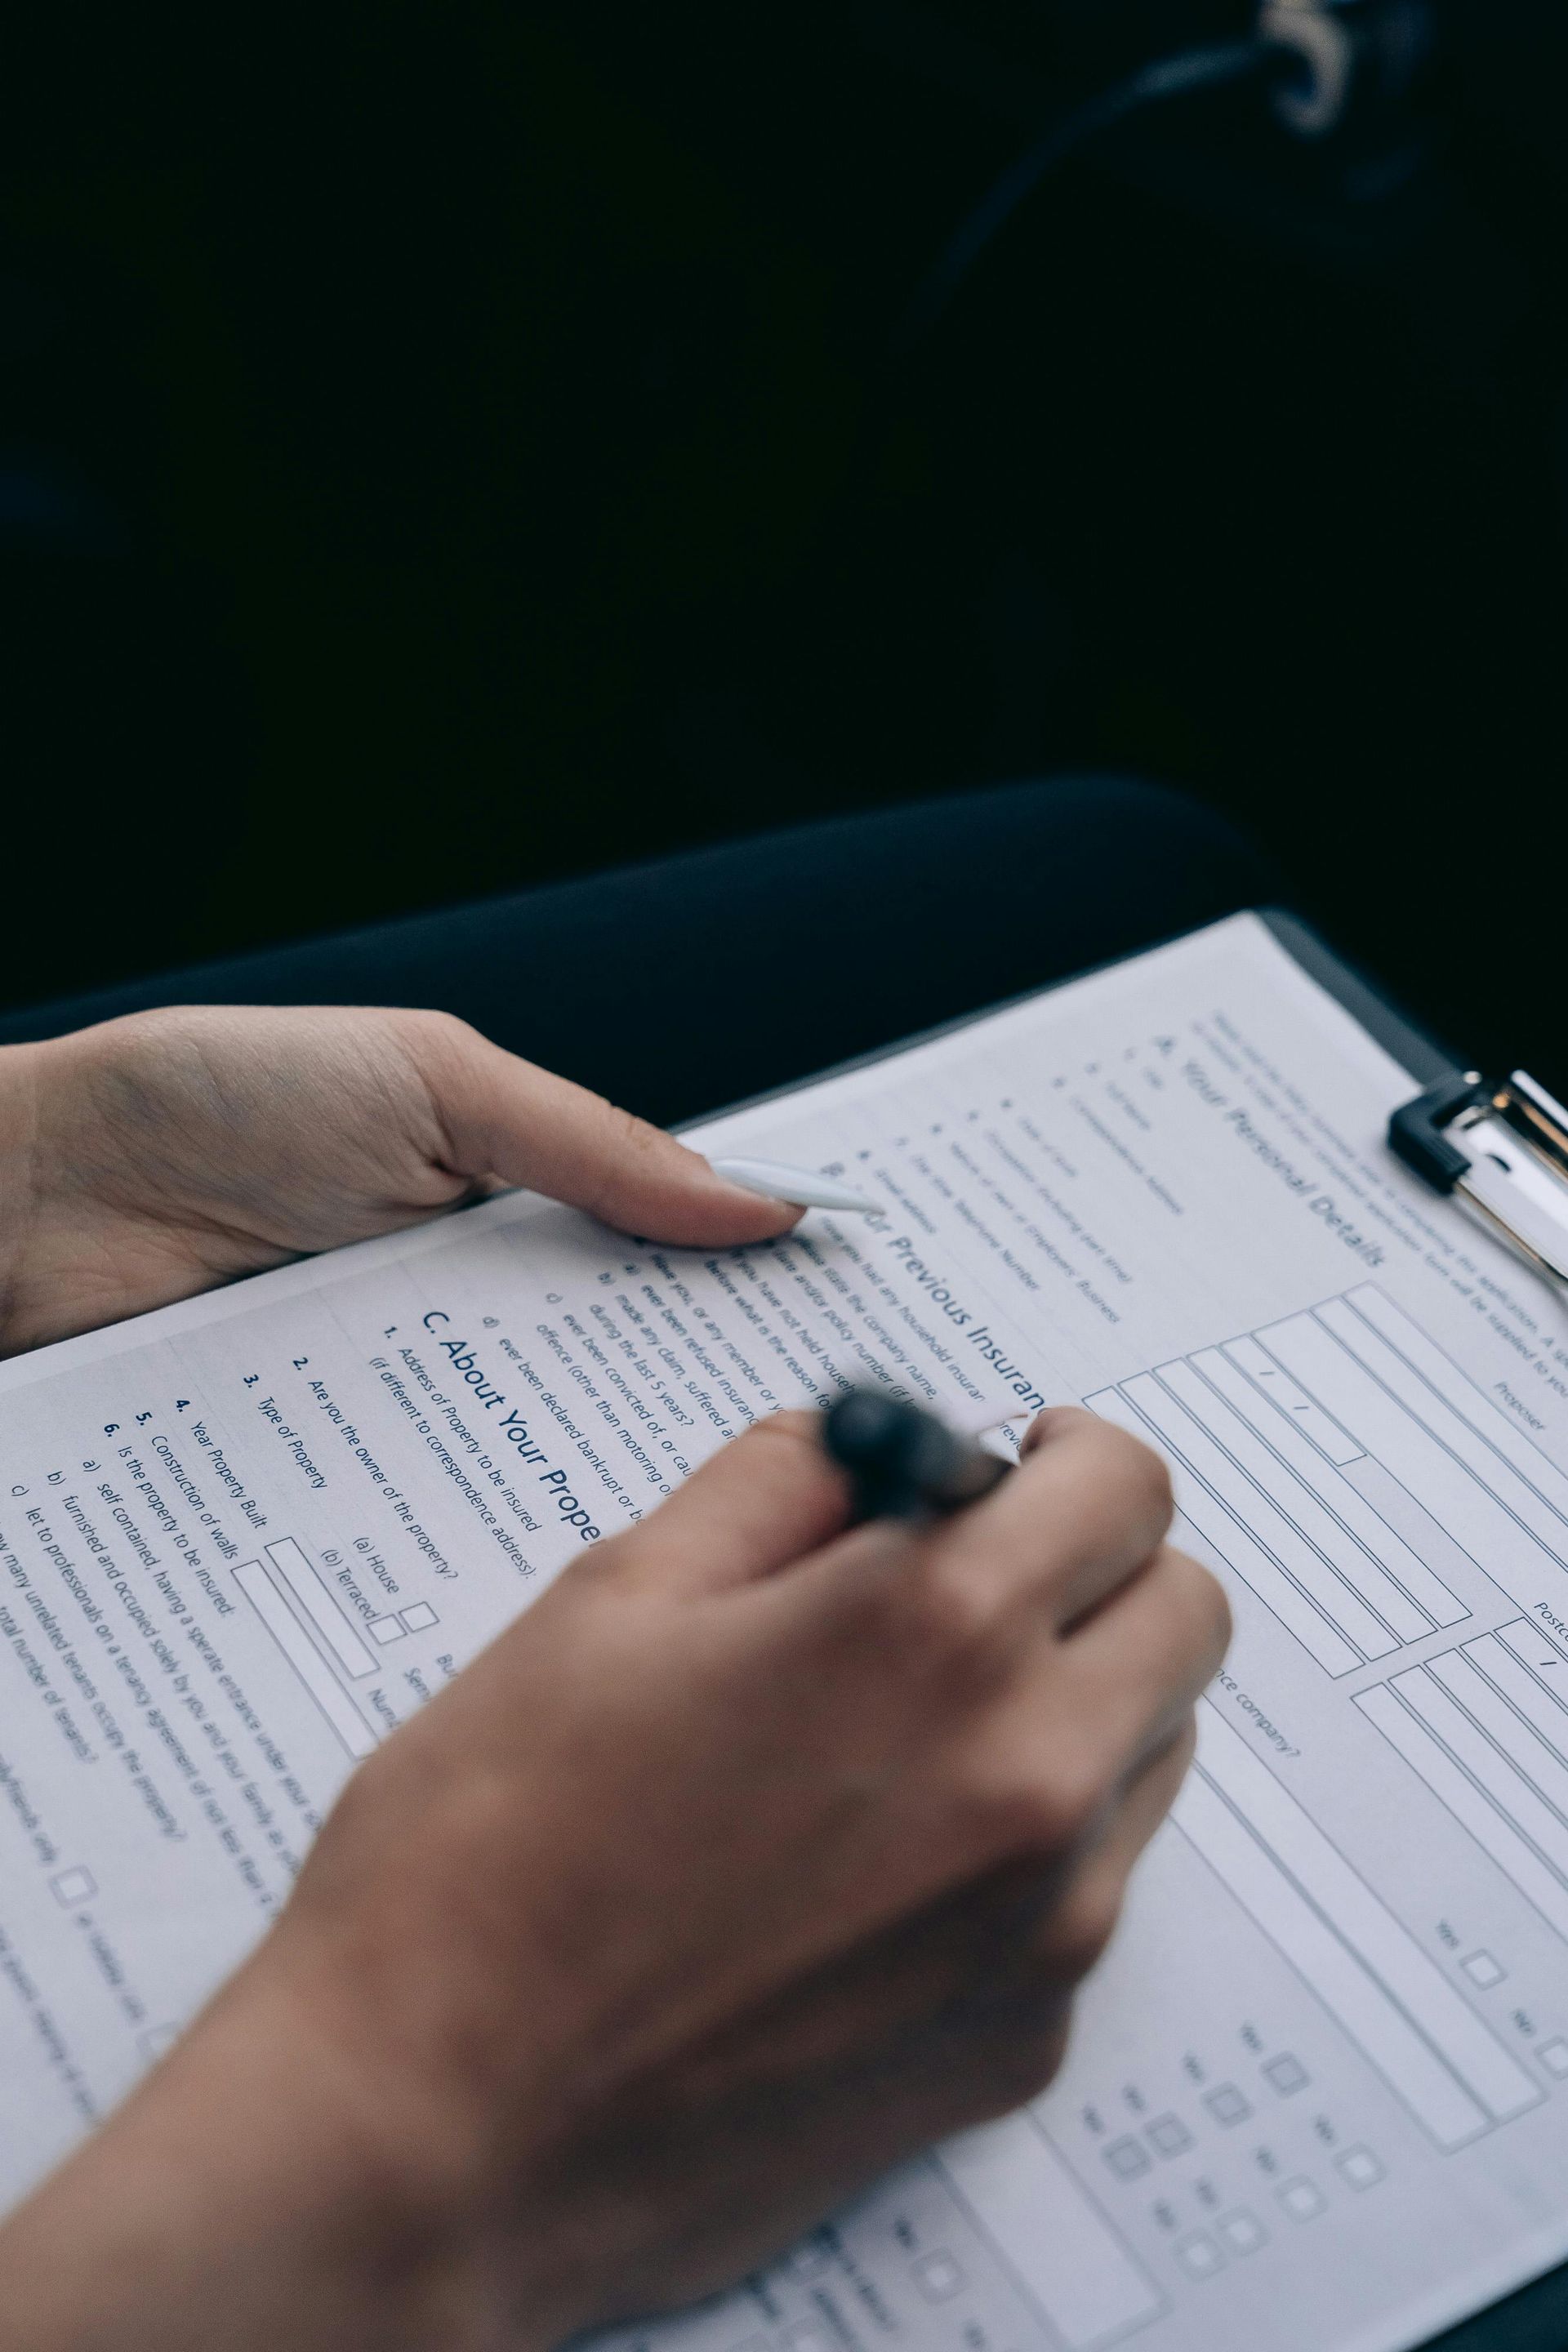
[706,1156,887,1214]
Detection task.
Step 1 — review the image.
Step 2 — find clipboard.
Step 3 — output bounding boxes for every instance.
[1174,917,1568,2352]
[1127,915,1565,2352]
[712,908,1568,2352]
[1269,912,1568,1335]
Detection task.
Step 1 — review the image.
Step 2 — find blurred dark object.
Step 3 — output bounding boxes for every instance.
[2,0,1566,1086]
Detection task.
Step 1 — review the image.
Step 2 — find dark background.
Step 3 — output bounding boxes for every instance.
[4,2,1566,1080]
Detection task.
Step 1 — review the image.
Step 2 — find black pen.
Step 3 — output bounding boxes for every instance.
[822,1389,1013,1519]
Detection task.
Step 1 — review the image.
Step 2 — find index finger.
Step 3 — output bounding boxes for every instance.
[598,1410,854,1597]
[395,1013,805,1245]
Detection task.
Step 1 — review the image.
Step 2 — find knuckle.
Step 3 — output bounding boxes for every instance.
[901,1552,1004,1668]
[842,1564,997,1701]
[1162,1543,1232,1667]
[389,1005,478,1062]
[968,1743,1107,1860]
[1040,1875,1124,1982]
[1200,1557,1234,1656]
[1165,1709,1200,1778]
[611,1098,657,1157]
[1028,1415,1174,1555]
[64,1008,228,1129]
[1106,1424,1174,1527]
[577,1103,666,1225]
[90,1005,212,1078]
[381,1008,486,1108]
[109,1004,193,1049]
[978,2008,1074,2114]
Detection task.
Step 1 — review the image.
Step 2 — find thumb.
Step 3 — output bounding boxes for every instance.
[406,1016,803,1246]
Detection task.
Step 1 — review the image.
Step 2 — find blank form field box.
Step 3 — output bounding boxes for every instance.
[1178,1703,1539,2145]
[1221,1334,1365,1464]
[400,1601,439,1632]
[264,1537,376,1677]
[1263,2053,1309,2096]
[1175,2233,1223,2280]
[941,2111,1165,2347]
[1391,1666,1568,1882]
[1472,1626,1568,1763]
[1539,2039,1568,2079]
[1121,1370,1396,1666]
[1204,2083,1252,2127]
[1103,2137,1152,2180]
[235,1562,377,1760]
[1463,1952,1505,1989]
[1190,1344,1463,1629]
[136,2023,180,2061]
[1156,1356,1432,1645]
[50,1865,96,1907]
[369,1615,405,1646]
[1426,1650,1568,1833]
[1277,2177,1327,2223]
[1263,1302,1568,1590]
[1218,2211,1267,2256]
[1147,2115,1193,2158]
[1336,2146,1387,2189]
[912,2252,964,2301]
[1496,1619,1568,1689]
[1340,1286,1568,1538]
[1356,1682,1568,1944]
[1088,1383,1359,1676]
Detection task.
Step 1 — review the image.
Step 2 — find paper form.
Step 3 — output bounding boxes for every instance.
[7,911,1568,2351]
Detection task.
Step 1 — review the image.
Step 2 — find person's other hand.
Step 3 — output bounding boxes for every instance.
[0,1408,1227,2352]
[0,1006,798,1352]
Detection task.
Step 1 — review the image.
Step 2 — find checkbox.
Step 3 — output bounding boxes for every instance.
[786,2243,830,2280]
[400,1601,439,1633]
[782,2328,831,2352]
[1462,1951,1505,1989]
[369,1615,405,1645]
[1336,2146,1385,2190]
[1218,2209,1267,2256]
[1264,2052,1309,2096]
[1103,2136,1152,2180]
[1540,2038,1568,2079]
[50,1866,96,1907]
[137,2023,180,2062]
[1204,2082,1252,2127]
[1277,2176,1326,2222]
[1175,2232,1223,2279]
[1147,2114,1194,2158]
[913,2252,964,2301]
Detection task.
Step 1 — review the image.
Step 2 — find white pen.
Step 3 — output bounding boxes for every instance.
[706,1156,886,1215]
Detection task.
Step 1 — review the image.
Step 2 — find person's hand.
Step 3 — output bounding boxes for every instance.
[0,1005,800,1352]
[0,1407,1228,2352]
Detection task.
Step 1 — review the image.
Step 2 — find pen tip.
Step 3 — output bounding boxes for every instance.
[706,1156,886,1215]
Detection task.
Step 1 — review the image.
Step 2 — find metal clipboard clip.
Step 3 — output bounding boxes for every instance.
[1389,1070,1568,1285]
